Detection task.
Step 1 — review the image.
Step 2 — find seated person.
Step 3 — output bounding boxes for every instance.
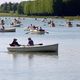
[10,38,21,46]
[39,27,45,31]
[1,25,5,30]
[11,22,14,25]
[27,38,34,46]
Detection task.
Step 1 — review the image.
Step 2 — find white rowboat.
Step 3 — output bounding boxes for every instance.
[7,44,58,52]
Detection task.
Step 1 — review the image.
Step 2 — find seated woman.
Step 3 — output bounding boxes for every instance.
[27,38,34,46]
[10,38,21,46]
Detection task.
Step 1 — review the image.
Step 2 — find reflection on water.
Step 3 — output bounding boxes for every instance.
[8,51,58,60]
[5,51,58,80]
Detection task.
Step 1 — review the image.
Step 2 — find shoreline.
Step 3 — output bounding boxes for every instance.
[0,13,80,20]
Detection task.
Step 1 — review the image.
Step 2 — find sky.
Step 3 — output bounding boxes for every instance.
[0,0,29,4]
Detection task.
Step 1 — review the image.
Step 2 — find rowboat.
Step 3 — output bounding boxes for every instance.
[25,26,47,34]
[7,44,58,52]
[0,28,16,32]
[76,24,80,27]
[12,24,21,27]
[30,29,45,34]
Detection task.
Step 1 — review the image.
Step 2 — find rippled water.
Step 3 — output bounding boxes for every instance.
[0,17,80,80]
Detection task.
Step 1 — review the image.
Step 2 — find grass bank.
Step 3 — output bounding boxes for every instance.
[0,13,80,20]
[0,13,27,17]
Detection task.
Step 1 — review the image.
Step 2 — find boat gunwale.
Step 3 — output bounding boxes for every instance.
[7,44,58,48]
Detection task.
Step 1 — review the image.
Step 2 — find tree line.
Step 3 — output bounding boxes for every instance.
[0,0,80,16]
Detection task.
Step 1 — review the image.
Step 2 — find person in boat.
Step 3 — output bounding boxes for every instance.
[11,22,14,25]
[13,18,21,24]
[11,19,18,25]
[14,19,18,24]
[0,19,5,30]
[52,21,55,27]
[67,21,72,27]
[27,38,34,46]
[33,25,38,30]
[10,38,21,46]
[39,27,45,31]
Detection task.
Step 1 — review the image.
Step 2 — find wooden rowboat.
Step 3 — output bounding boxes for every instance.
[0,28,16,32]
[7,44,58,52]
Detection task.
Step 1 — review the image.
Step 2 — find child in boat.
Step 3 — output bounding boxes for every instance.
[10,38,21,46]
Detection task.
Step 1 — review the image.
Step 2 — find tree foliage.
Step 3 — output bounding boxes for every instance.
[0,0,80,16]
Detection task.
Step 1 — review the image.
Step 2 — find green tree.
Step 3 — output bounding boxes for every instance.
[12,3,18,13]
[8,2,12,11]
[17,4,24,14]
[1,2,8,12]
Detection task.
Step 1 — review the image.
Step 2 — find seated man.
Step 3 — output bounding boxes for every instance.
[27,38,34,46]
[10,38,21,46]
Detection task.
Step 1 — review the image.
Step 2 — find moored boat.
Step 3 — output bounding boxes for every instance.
[0,28,16,32]
[7,44,58,52]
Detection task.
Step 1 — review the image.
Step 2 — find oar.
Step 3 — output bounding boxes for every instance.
[35,43,43,45]
[26,32,30,34]
[38,43,43,45]
[21,43,43,47]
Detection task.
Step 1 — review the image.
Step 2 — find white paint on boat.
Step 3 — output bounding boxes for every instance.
[7,44,58,52]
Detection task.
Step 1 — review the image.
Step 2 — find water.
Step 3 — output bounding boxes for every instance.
[0,17,80,80]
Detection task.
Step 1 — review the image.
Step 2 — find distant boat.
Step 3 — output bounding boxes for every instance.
[25,26,47,34]
[12,24,21,27]
[30,29,45,34]
[7,44,58,52]
[0,28,16,32]
[26,28,48,34]
[76,24,80,27]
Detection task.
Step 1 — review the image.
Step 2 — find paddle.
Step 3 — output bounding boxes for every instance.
[20,43,43,47]
[26,32,30,34]
[35,43,43,45]
[37,43,43,45]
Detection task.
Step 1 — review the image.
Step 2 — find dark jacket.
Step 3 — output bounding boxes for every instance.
[28,40,34,46]
[10,41,21,46]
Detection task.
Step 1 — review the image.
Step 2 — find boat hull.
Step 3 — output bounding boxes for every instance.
[0,28,16,32]
[30,30,45,34]
[7,44,58,52]
[12,24,21,27]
